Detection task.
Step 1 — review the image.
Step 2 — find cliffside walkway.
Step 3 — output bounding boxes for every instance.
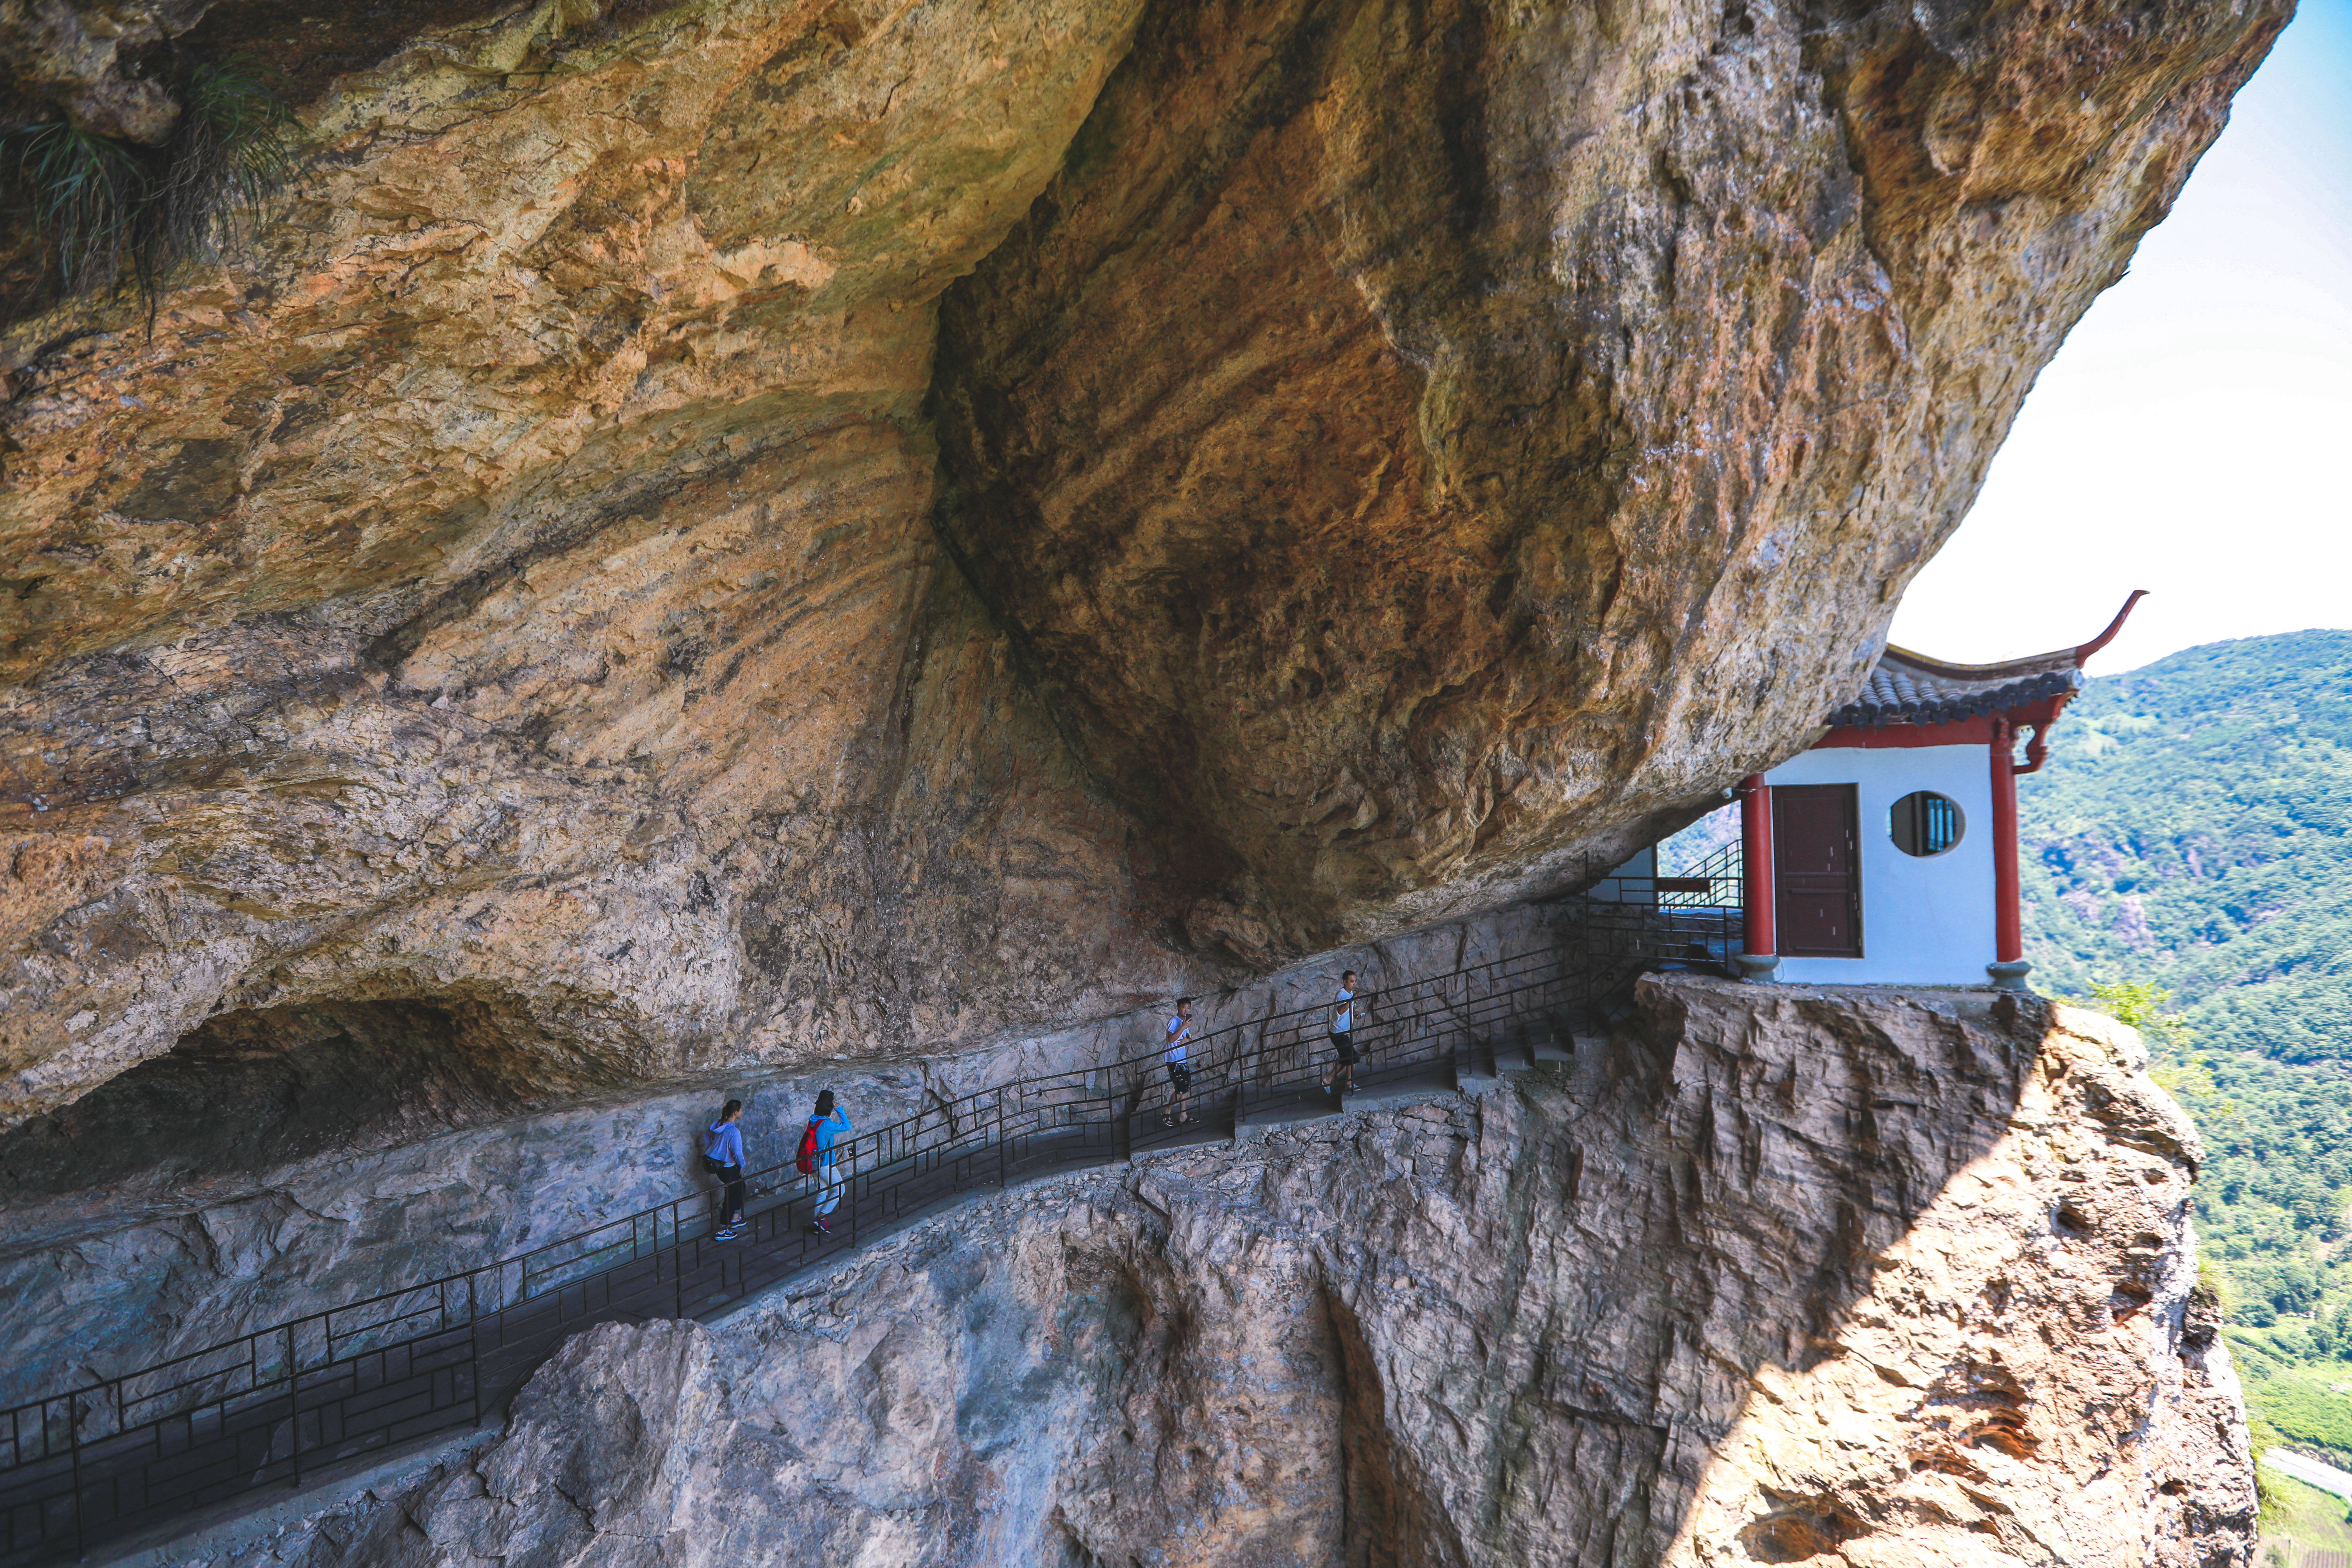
[0,897,1737,1567]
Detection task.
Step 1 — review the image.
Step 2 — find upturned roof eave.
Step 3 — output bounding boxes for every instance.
[1824,591,2150,730]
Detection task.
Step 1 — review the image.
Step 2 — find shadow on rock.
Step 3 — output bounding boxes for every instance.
[235,979,2251,1568]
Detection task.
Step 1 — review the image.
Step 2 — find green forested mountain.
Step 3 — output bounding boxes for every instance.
[2019,630,2352,1465]
[2025,630,2352,1055]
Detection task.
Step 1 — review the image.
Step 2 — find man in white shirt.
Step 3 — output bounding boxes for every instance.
[1162,998,1195,1127]
[1322,970,1362,1096]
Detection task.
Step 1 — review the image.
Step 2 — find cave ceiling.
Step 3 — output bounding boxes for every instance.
[0,0,2287,1129]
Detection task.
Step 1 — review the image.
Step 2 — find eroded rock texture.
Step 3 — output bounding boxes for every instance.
[0,0,2283,1135]
[177,984,2252,1568]
[930,0,2285,945]
[0,903,1558,1410]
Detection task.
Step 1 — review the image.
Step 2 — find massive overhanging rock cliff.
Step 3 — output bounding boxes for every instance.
[0,4,2286,1561]
[0,0,2286,1134]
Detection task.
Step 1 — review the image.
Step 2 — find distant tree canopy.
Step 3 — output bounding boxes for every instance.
[2028,630,2352,1059]
[2034,631,2352,1463]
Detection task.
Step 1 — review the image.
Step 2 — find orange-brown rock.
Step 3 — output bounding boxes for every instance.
[0,0,2284,1135]
[1,0,1187,1128]
[930,0,2287,947]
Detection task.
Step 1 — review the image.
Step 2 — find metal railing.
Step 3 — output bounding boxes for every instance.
[0,902,1731,1566]
[1583,837,1744,911]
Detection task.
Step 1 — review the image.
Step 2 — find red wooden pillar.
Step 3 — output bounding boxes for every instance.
[1988,719,2030,989]
[1737,775,1778,980]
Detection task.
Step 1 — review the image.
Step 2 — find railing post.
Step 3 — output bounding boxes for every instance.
[288,1326,302,1491]
[285,1316,303,1495]
[68,1389,85,1562]
[996,1090,1008,1188]
[847,1141,859,1247]
[471,1268,489,1428]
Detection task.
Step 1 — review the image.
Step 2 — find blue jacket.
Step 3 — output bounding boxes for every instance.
[704,1120,744,1168]
[810,1110,851,1168]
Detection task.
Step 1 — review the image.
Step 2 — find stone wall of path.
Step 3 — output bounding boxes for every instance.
[0,904,1564,1410]
[143,979,2253,1568]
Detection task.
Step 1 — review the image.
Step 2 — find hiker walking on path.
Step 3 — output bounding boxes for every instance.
[800,1090,852,1237]
[1322,971,1363,1097]
[704,1099,747,1241]
[1162,999,1196,1127]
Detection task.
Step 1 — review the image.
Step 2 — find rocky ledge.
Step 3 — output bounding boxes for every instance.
[171,979,2251,1568]
[0,904,1558,1410]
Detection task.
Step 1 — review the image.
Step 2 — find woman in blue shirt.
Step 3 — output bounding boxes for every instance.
[806,1090,852,1237]
[704,1100,747,1240]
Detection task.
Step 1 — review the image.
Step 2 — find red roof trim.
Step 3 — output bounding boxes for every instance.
[1812,692,2072,751]
[2073,589,2150,667]
[1815,716,1998,750]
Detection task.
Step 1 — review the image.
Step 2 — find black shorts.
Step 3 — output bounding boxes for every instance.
[1330,1031,1359,1065]
[1167,1064,1192,1094]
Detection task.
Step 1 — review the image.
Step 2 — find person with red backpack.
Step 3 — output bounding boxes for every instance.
[798,1090,852,1237]
[702,1099,747,1241]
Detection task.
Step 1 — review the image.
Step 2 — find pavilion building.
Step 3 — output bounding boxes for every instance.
[1732,593,2144,989]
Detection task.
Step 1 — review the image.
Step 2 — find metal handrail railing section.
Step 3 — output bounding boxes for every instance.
[0,909,1727,1566]
[1672,839,1744,905]
[1581,837,1744,912]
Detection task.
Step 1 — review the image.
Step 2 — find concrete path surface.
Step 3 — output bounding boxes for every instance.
[2263,1447,2352,1501]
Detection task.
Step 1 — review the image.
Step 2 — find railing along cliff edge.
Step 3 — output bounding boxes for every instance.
[0,901,1736,1567]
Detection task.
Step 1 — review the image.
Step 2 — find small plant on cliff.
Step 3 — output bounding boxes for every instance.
[154,61,300,276]
[5,123,149,299]
[2076,979,2234,1112]
[2,57,296,322]
[2079,978,2196,1052]
[2252,1407,2291,1525]
[2195,1259,2232,1316]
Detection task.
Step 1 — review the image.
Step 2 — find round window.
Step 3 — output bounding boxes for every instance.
[1890,791,1965,856]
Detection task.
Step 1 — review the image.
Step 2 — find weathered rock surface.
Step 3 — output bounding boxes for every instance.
[0,0,206,141]
[1,0,1195,1135]
[0,901,1560,1410]
[0,0,2285,1134]
[167,982,2253,1568]
[929,0,2286,948]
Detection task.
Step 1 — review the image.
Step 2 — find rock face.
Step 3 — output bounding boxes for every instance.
[0,902,1558,1410]
[179,982,2254,1568]
[928,0,2283,948]
[0,5,2277,1560]
[0,0,205,141]
[0,0,2284,1133]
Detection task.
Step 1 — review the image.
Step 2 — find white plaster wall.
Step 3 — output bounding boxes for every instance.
[1586,844,1658,904]
[1762,743,1997,986]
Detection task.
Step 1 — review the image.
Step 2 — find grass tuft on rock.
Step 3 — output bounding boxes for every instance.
[6,122,149,300]
[3,58,298,321]
[156,61,300,275]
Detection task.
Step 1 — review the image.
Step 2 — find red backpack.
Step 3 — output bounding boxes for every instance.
[795,1118,821,1176]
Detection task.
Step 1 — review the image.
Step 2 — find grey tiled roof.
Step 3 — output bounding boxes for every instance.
[1827,647,2083,728]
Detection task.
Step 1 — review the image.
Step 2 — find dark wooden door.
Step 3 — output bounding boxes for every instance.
[1774,784,1862,957]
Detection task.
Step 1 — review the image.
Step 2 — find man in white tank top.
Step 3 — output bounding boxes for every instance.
[1162,998,1196,1127]
[1322,970,1360,1096]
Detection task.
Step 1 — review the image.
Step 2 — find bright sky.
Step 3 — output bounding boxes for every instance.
[1888,0,2352,675]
